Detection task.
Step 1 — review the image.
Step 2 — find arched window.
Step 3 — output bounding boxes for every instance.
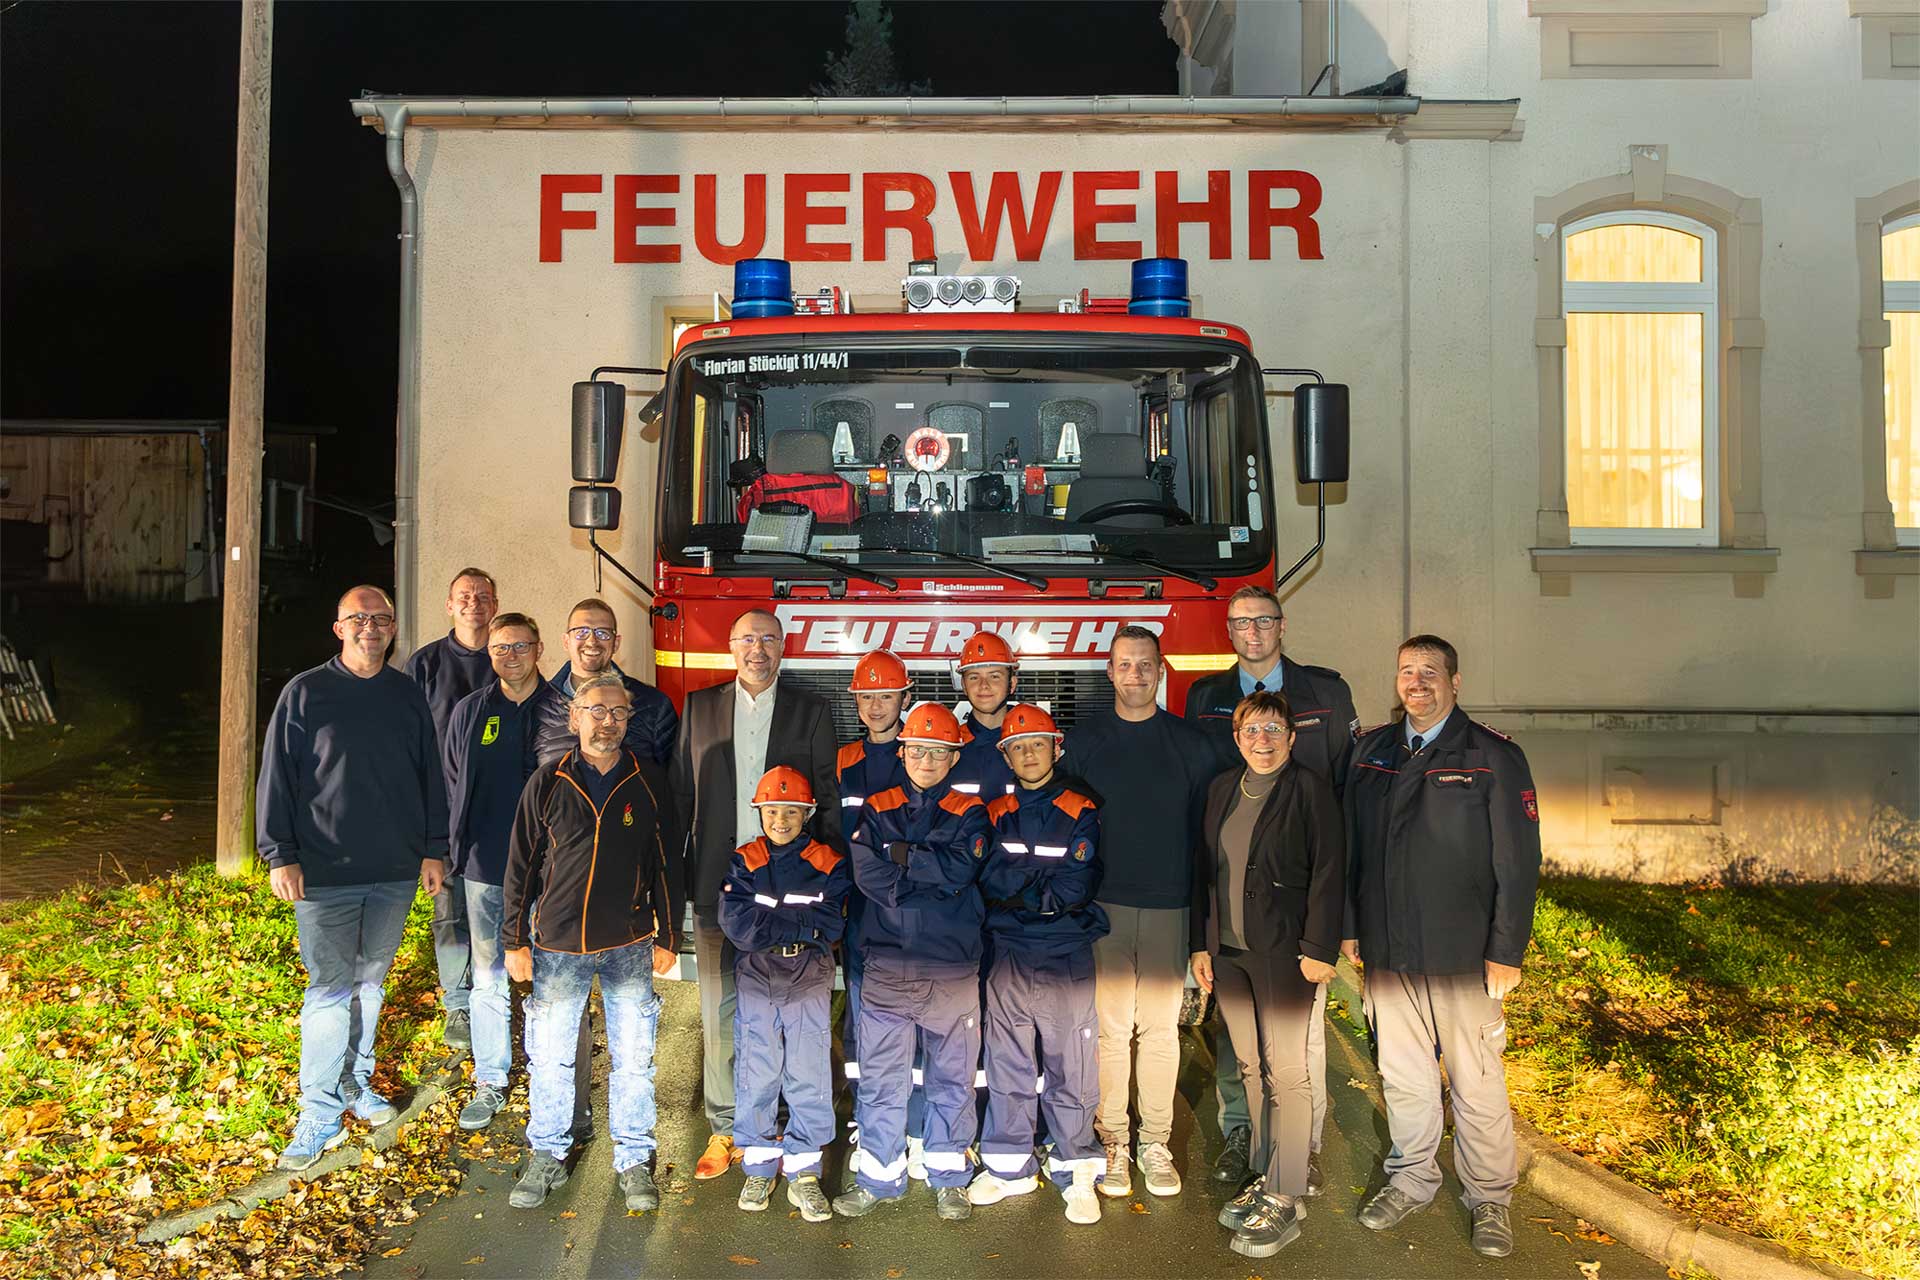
[1562,211,1718,545]
[1884,213,1920,543]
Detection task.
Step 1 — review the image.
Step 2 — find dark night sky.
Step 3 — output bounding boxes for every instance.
[0,1,1175,504]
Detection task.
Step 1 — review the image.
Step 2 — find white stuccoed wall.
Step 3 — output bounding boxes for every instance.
[393,0,1919,881]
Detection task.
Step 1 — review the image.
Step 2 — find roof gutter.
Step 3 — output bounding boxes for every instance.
[349,93,1421,127]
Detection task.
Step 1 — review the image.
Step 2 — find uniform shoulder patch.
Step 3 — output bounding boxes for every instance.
[970,832,988,859]
[1521,790,1540,823]
[939,790,986,816]
[1471,719,1515,743]
[738,837,771,872]
[867,787,909,813]
[800,840,844,875]
[836,740,867,773]
[986,794,1020,824]
[1051,789,1096,820]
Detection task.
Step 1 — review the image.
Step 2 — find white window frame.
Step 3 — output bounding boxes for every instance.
[1562,209,1720,547]
[1886,212,1920,548]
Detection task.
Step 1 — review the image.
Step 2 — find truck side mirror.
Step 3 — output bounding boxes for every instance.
[572,381,625,483]
[1294,383,1349,484]
[569,485,621,530]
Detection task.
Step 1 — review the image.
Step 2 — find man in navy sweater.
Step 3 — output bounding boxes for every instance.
[259,585,449,1171]
[535,598,678,767]
[442,611,564,1132]
[402,566,499,1050]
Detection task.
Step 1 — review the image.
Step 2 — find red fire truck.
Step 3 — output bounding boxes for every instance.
[568,256,1348,738]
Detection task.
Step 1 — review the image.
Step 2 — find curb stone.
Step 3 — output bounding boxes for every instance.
[1326,969,1869,1280]
[135,1051,467,1246]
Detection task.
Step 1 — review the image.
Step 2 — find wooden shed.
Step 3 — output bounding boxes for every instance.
[0,419,324,603]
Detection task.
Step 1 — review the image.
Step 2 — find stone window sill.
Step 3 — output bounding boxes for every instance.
[1530,545,1779,597]
[1855,547,1919,599]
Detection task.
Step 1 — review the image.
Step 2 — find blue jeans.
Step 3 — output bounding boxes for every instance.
[432,873,471,1014]
[292,880,416,1127]
[462,880,510,1088]
[527,941,662,1172]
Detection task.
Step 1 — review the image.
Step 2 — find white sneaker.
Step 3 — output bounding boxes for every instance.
[967,1170,1039,1206]
[1138,1142,1182,1196]
[907,1135,927,1182]
[1063,1163,1101,1225]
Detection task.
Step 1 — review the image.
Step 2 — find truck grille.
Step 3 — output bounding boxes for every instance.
[779,666,1117,741]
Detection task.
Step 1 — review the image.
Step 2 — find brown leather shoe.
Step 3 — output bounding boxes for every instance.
[694,1134,738,1180]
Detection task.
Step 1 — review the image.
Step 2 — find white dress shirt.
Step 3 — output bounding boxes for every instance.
[731,678,777,848]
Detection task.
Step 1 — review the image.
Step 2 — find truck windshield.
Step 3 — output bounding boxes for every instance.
[658,335,1274,576]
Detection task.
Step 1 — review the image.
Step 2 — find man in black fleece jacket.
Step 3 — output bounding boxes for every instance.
[257,586,449,1172]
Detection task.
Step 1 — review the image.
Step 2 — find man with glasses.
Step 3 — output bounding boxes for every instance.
[259,586,448,1171]
[442,613,564,1132]
[671,608,841,1180]
[1184,586,1359,1190]
[402,567,501,1051]
[1063,625,1218,1201]
[501,675,681,1214]
[534,597,678,768]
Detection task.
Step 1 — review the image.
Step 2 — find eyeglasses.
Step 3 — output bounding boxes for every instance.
[567,627,616,643]
[339,613,396,630]
[489,641,535,657]
[579,704,634,724]
[454,593,496,606]
[1226,616,1281,632]
[731,633,784,649]
[1236,722,1290,739]
[901,745,954,761]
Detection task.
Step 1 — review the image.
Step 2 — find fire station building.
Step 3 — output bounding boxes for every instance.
[353,0,1919,883]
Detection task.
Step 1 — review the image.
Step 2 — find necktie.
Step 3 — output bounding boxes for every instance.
[1409,735,1424,754]
[1253,680,1266,693]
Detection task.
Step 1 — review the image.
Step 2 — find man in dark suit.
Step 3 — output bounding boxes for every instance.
[670,607,842,1180]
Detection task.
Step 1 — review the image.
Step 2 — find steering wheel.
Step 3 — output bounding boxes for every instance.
[1073,499,1194,526]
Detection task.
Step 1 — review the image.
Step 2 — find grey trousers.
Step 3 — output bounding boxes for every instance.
[693,917,737,1135]
[1091,903,1188,1149]
[1211,948,1315,1198]
[1215,982,1328,1150]
[1363,967,1518,1208]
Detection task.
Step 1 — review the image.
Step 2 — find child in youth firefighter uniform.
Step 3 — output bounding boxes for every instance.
[967,705,1109,1225]
[719,766,850,1223]
[949,631,1018,801]
[833,702,993,1222]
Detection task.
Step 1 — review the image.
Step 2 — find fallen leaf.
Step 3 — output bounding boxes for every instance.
[1577,1262,1601,1280]
[1574,1219,1615,1245]
[381,1247,405,1258]
[1527,1216,1556,1224]
[1128,1201,1148,1214]
[126,1173,154,1199]
[886,1270,904,1279]
[464,1257,485,1265]
[1345,1077,1371,1090]
[559,1210,577,1219]
[729,1256,760,1267]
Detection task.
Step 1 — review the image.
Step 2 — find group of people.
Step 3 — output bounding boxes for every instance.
[257,571,1541,1261]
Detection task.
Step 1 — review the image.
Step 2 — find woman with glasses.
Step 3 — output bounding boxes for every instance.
[1188,690,1345,1259]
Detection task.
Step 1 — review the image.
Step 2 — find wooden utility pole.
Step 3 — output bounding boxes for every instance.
[215,0,273,876]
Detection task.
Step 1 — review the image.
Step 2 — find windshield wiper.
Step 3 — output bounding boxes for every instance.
[709,548,899,592]
[852,544,1049,590]
[1016,546,1218,591]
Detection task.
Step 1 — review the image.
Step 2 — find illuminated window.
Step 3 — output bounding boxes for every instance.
[1562,212,1718,546]
[1884,215,1920,542]
[664,307,712,522]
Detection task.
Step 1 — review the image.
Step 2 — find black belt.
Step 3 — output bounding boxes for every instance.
[773,943,808,958]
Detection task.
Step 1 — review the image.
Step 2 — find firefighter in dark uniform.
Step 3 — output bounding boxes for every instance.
[1183,585,1358,1190]
[950,631,1019,801]
[834,702,993,1223]
[1342,634,1541,1260]
[719,766,850,1224]
[967,704,1108,1226]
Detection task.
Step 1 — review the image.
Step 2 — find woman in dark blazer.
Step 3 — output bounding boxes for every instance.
[1189,689,1345,1259]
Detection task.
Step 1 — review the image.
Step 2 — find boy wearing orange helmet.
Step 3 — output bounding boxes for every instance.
[967,705,1110,1225]
[719,766,851,1223]
[951,630,1019,801]
[832,702,992,1222]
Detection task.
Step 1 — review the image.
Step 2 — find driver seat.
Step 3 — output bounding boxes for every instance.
[1065,433,1166,528]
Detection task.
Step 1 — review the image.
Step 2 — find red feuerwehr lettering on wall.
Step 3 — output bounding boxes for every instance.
[536,169,1326,264]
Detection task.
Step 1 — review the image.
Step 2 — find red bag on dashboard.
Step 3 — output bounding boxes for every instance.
[735,472,860,525]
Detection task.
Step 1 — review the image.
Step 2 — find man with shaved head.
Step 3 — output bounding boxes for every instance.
[258,585,449,1172]
[670,607,842,1179]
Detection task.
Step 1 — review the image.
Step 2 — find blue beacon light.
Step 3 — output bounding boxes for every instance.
[731,258,795,318]
[1128,257,1191,317]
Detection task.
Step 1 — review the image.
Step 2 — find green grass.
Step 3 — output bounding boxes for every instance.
[0,864,447,1273]
[1506,877,1920,1280]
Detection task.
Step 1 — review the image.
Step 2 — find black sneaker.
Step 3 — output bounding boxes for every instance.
[738,1174,776,1211]
[442,1009,472,1051]
[788,1174,832,1222]
[1470,1202,1514,1257]
[1358,1184,1427,1231]
[934,1185,972,1221]
[618,1161,660,1212]
[1231,1194,1303,1259]
[509,1151,568,1209]
[1218,1183,1264,1230]
[1212,1125,1252,1184]
[831,1184,890,1217]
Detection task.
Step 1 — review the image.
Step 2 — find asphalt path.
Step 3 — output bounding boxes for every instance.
[360,979,1667,1280]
